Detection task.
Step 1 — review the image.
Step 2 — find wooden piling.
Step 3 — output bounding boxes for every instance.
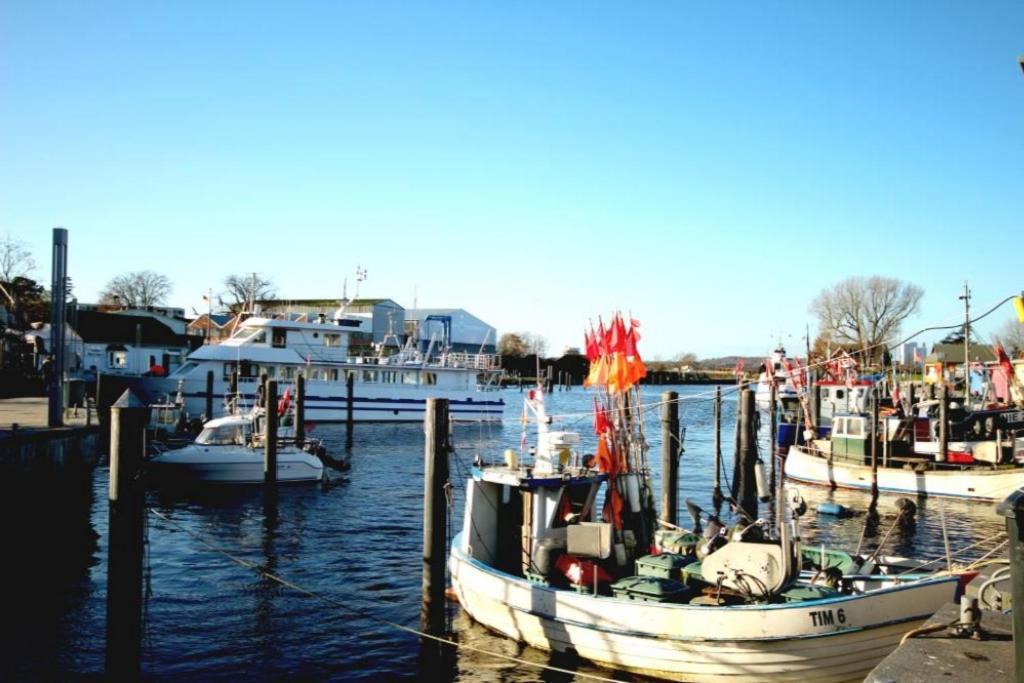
[939,383,949,463]
[735,388,758,520]
[205,370,214,420]
[421,398,449,635]
[660,391,680,526]
[345,372,355,443]
[712,386,723,512]
[295,375,305,448]
[105,390,146,679]
[769,383,777,502]
[264,379,277,485]
[870,387,879,507]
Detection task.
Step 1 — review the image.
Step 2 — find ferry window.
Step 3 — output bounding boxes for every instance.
[251,330,267,345]
[264,366,277,379]
[423,372,437,386]
[403,372,418,385]
[310,369,321,381]
[283,367,296,380]
[847,419,863,437]
[324,333,342,347]
[272,329,287,348]
[362,370,377,383]
[223,362,237,379]
[330,369,339,381]
[833,418,845,436]
[822,388,830,399]
[835,389,845,400]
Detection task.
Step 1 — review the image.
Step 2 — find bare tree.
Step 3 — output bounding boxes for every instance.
[498,331,547,357]
[0,234,36,283]
[995,317,1024,357]
[810,276,923,363]
[99,270,172,308]
[521,332,548,358]
[224,273,276,311]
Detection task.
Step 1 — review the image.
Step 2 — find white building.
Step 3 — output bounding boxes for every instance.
[405,308,497,354]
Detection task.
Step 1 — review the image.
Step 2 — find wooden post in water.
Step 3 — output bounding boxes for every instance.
[345,372,355,444]
[545,365,553,394]
[870,387,879,508]
[712,386,723,512]
[48,228,68,427]
[769,382,778,502]
[106,390,146,679]
[660,391,680,526]
[259,372,268,407]
[939,383,949,463]
[421,398,449,635]
[295,375,305,448]
[205,370,214,420]
[736,388,758,520]
[264,379,277,485]
[809,373,820,435]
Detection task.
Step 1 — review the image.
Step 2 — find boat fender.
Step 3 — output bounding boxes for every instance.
[614,542,628,567]
[624,474,642,513]
[816,502,845,516]
[754,459,770,502]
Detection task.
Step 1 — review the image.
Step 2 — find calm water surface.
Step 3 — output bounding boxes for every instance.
[0,385,1009,680]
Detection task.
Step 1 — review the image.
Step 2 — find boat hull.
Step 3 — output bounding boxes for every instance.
[148,446,324,484]
[450,541,958,682]
[104,374,505,423]
[784,445,1024,501]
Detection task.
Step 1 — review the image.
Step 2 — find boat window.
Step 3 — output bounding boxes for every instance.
[249,330,267,345]
[283,366,296,380]
[171,361,199,377]
[403,372,418,385]
[822,388,830,399]
[847,419,863,437]
[362,370,377,383]
[423,372,437,386]
[330,368,339,381]
[223,362,236,380]
[835,389,845,400]
[324,333,342,348]
[833,417,845,436]
[195,424,245,445]
[272,328,287,348]
[551,485,593,528]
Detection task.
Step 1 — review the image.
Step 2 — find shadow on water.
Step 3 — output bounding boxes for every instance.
[0,469,101,679]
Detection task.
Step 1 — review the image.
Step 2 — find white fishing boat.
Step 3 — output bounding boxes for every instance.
[451,319,960,682]
[147,409,325,484]
[755,346,800,408]
[113,310,504,422]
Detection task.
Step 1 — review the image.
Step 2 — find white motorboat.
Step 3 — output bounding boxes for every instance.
[147,410,324,484]
[112,310,504,422]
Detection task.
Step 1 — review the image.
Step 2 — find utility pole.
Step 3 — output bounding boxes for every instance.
[959,282,971,399]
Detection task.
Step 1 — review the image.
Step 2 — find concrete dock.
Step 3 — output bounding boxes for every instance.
[0,397,101,476]
[866,602,1013,682]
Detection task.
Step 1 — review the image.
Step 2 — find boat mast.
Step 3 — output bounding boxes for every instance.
[959,282,971,399]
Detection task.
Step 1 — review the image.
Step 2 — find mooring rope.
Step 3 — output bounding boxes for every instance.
[147,508,624,683]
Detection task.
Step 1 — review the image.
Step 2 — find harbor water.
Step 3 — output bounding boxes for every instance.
[1,385,1009,680]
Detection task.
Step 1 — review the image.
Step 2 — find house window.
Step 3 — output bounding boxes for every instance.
[324,333,342,348]
[272,328,287,348]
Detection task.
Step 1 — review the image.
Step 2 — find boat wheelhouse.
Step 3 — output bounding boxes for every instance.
[114,313,504,422]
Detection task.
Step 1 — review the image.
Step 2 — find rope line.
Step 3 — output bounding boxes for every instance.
[147,508,623,683]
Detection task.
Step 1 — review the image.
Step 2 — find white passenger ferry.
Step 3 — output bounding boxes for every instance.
[122,312,505,422]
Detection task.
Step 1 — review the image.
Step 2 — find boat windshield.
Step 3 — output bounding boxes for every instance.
[195,424,246,445]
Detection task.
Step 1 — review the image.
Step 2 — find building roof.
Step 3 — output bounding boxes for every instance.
[73,310,187,346]
[927,343,996,364]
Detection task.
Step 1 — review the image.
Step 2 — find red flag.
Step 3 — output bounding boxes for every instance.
[996,343,1014,379]
[609,314,628,355]
[592,397,611,436]
[596,318,609,356]
[277,388,292,416]
[584,326,599,362]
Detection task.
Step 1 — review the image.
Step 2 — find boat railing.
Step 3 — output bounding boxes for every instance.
[435,352,502,371]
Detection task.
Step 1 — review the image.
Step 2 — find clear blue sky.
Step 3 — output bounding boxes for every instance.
[3,2,1022,359]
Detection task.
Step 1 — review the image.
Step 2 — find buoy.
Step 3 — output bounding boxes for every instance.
[755,459,770,502]
[816,502,845,516]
